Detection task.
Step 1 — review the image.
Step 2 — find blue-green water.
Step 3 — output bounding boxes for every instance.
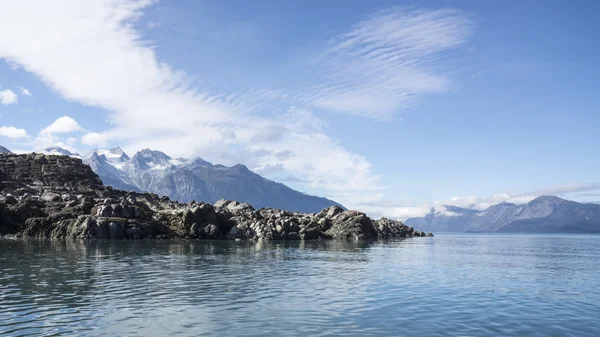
[1,234,599,336]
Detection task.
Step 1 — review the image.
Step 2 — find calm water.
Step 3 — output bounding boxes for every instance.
[1,235,599,336]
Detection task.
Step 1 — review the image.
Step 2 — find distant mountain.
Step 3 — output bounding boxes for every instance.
[39,147,82,158]
[83,148,140,192]
[404,205,480,233]
[405,196,600,233]
[73,147,344,213]
[0,145,11,153]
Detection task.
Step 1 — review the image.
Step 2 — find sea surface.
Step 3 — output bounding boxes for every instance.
[1,234,599,336]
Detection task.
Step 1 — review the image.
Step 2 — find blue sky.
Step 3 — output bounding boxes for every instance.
[0,0,599,218]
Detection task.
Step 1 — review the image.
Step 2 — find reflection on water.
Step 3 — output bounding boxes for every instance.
[1,235,600,336]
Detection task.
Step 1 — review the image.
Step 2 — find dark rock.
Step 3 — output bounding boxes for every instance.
[189,223,199,238]
[107,221,125,239]
[202,224,221,239]
[41,192,61,202]
[4,195,18,205]
[316,205,344,219]
[325,211,377,240]
[0,153,433,240]
[299,227,323,240]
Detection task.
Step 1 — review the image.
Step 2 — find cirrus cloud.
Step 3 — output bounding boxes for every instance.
[17,86,32,96]
[305,7,473,119]
[0,1,474,213]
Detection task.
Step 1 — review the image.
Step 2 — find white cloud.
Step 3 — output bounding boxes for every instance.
[82,132,109,147]
[305,7,473,119]
[1,2,593,223]
[0,125,28,139]
[0,89,18,104]
[17,86,32,96]
[361,184,600,220]
[31,116,85,149]
[40,116,83,134]
[0,2,484,216]
[65,137,77,147]
[0,0,390,209]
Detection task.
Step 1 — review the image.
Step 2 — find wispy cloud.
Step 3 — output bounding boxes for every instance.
[0,89,18,104]
[304,7,473,119]
[361,183,600,220]
[524,184,600,196]
[17,86,32,96]
[0,0,387,208]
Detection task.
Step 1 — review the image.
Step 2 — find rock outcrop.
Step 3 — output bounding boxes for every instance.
[82,147,344,213]
[1,153,432,240]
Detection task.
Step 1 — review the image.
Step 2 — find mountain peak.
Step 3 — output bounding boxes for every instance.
[89,151,106,161]
[482,201,517,212]
[135,148,171,158]
[39,147,82,158]
[91,148,130,161]
[442,205,480,215]
[80,145,344,213]
[0,145,11,153]
[108,147,126,155]
[185,157,213,169]
[128,148,173,170]
[85,148,131,171]
[232,163,251,173]
[530,195,566,204]
[406,195,600,234]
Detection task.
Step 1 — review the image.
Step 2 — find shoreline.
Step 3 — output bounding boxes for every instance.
[1,153,433,241]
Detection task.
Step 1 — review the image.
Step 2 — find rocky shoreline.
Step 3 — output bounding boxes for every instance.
[0,153,432,240]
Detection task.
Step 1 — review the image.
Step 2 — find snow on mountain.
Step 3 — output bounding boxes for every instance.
[38,147,82,158]
[86,147,130,170]
[185,157,212,169]
[84,151,140,192]
[88,147,131,169]
[512,195,566,220]
[405,196,600,233]
[468,201,519,232]
[125,149,174,171]
[80,147,343,213]
[37,146,342,212]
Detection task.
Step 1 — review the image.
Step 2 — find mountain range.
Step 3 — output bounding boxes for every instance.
[3,144,599,232]
[405,196,600,233]
[6,145,343,213]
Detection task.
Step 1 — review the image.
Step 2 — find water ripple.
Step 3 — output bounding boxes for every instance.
[1,236,600,336]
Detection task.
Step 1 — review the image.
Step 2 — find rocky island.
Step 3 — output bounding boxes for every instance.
[0,153,431,240]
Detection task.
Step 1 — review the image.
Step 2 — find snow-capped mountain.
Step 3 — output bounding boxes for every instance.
[405,196,600,233]
[0,145,11,153]
[79,147,343,213]
[39,147,82,158]
[124,148,175,171]
[83,148,140,192]
[88,147,130,169]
